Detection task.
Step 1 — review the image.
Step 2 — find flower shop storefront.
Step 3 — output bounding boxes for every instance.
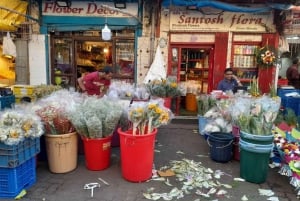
[159,5,279,115]
[40,1,141,89]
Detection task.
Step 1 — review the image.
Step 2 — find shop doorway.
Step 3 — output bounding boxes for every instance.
[169,46,214,116]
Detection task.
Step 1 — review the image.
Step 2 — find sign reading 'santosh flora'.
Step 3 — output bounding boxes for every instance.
[169,7,275,33]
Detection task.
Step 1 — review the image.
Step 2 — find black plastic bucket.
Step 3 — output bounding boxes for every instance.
[207,132,234,163]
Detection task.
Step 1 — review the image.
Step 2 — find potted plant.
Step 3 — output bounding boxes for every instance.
[67,96,123,171]
[34,90,78,173]
[118,101,172,182]
[145,77,183,108]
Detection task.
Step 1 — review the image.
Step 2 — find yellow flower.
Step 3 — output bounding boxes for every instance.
[22,121,32,132]
[9,129,19,138]
[170,82,177,88]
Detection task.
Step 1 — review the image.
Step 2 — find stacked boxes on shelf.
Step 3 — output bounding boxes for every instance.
[0,138,40,198]
[13,85,36,103]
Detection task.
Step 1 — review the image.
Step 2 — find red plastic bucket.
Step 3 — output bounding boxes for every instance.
[163,97,172,109]
[81,135,112,171]
[118,128,157,182]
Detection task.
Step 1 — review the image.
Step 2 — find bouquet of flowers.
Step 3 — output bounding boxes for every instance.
[256,46,277,68]
[0,110,44,145]
[32,89,79,135]
[127,101,173,135]
[146,77,183,98]
[230,95,281,135]
[67,96,123,139]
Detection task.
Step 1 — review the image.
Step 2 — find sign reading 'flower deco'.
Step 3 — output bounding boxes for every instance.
[255,46,277,68]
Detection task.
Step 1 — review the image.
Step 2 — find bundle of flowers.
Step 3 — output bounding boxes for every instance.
[230,95,281,135]
[255,46,277,68]
[33,84,62,99]
[108,81,150,100]
[67,96,123,139]
[127,101,173,135]
[197,94,217,116]
[146,77,183,98]
[0,110,44,145]
[35,105,74,134]
[32,89,80,135]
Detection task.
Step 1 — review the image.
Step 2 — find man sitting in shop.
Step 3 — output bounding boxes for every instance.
[77,66,113,97]
[217,68,243,92]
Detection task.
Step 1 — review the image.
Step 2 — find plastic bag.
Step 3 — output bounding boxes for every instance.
[3,32,16,57]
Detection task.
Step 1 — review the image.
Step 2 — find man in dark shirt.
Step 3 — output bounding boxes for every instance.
[286,58,300,89]
[217,68,243,92]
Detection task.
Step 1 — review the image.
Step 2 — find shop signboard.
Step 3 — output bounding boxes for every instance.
[169,7,275,33]
[42,1,138,17]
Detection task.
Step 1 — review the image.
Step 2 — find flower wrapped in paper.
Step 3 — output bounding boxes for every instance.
[230,95,281,135]
[127,101,173,135]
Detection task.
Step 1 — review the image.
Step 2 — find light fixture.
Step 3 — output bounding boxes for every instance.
[102,24,111,41]
[114,0,126,9]
[55,0,72,8]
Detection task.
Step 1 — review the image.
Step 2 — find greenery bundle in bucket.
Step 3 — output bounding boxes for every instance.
[67,96,123,171]
[197,94,217,135]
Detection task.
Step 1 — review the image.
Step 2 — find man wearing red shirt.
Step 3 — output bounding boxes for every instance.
[78,66,113,97]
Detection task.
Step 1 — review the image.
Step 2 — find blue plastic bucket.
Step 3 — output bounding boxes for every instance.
[239,139,273,184]
[207,132,234,163]
[198,115,208,135]
[240,131,274,145]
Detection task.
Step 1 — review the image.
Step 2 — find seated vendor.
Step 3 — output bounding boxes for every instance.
[217,68,243,92]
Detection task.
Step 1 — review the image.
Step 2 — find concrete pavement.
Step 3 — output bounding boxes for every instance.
[2,118,298,201]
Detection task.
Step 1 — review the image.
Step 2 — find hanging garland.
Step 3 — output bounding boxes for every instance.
[255,46,277,68]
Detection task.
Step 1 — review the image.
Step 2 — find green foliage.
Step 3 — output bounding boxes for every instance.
[197,95,217,116]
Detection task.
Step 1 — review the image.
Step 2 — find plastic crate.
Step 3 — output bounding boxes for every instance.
[285,96,300,116]
[13,85,35,96]
[15,95,36,104]
[0,157,36,199]
[0,95,15,110]
[0,138,40,168]
[277,88,300,108]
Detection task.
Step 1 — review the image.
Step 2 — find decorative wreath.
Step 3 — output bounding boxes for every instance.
[255,46,277,68]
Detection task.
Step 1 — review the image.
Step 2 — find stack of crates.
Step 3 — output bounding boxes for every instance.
[0,138,40,199]
[12,85,36,104]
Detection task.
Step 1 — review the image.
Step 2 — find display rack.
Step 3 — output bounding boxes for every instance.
[232,44,258,85]
[180,48,209,93]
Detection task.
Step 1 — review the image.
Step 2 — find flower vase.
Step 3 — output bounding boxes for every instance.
[44,132,78,173]
[118,128,157,182]
[81,135,112,171]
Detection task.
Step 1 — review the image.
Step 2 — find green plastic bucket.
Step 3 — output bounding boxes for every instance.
[240,131,274,145]
[239,139,273,184]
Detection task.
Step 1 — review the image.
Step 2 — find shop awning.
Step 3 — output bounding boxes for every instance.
[161,0,294,13]
[0,0,28,31]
